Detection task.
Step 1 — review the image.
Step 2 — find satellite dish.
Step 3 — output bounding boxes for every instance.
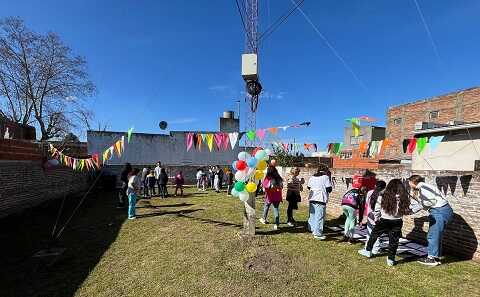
[159,121,168,130]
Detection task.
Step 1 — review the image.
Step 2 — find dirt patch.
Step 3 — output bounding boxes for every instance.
[241,236,291,274]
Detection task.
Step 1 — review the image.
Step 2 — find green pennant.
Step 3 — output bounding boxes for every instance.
[127,127,134,143]
[417,137,428,154]
[246,130,256,141]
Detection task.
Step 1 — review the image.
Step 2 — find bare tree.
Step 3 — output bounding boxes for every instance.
[0,17,95,140]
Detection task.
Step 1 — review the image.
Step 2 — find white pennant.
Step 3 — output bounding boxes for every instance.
[228,132,239,150]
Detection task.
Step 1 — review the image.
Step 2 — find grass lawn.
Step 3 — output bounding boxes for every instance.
[2,187,479,297]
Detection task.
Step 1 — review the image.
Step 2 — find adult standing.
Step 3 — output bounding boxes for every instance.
[118,163,132,208]
[218,167,224,190]
[307,165,333,240]
[154,161,162,195]
[158,168,169,198]
[409,175,453,266]
[286,167,304,227]
[141,167,149,198]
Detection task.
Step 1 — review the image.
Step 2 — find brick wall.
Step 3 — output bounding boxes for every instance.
[385,87,480,160]
[0,139,43,161]
[0,161,90,218]
[277,165,480,261]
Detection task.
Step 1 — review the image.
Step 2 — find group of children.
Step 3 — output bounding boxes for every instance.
[259,164,453,267]
[118,162,185,220]
[196,166,229,193]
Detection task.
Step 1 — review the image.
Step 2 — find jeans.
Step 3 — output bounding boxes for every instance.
[342,205,356,238]
[128,193,137,218]
[159,185,168,198]
[366,218,403,261]
[263,201,280,225]
[428,204,453,257]
[365,212,381,253]
[308,202,326,237]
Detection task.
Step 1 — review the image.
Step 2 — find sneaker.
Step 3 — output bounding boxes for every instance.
[314,235,326,240]
[417,256,440,266]
[358,249,372,258]
[273,224,279,231]
[128,217,136,220]
[259,218,268,225]
[338,236,349,243]
[287,222,295,227]
[387,259,396,267]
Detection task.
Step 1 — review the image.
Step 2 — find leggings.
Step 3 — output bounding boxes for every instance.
[366,218,403,261]
[342,205,357,238]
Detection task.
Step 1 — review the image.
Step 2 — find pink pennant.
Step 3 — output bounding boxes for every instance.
[256,129,266,141]
[186,133,194,151]
[214,133,223,151]
[222,133,230,150]
[282,143,289,151]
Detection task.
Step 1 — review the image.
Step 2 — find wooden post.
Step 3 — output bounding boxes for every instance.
[243,192,256,236]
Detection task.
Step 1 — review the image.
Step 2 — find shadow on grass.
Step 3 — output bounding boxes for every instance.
[136,208,203,219]
[0,190,126,297]
[136,203,195,209]
[177,213,243,229]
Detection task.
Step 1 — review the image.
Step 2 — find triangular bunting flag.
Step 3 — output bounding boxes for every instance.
[197,134,203,151]
[193,133,199,150]
[256,129,266,141]
[429,136,444,152]
[127,127,134,143]
[186,133,194,151]
[407,138,417,154]
[246,130,256,141]
[417,137,428,154]
[214,133,223,150]
[267,127,278,135]
[222,133,230,150]
[228,132,239,150]
[206,134,214,152]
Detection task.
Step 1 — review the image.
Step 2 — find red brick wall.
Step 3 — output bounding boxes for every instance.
[278,165,480,261]
[385,87,480,160]
[0,139,42,161]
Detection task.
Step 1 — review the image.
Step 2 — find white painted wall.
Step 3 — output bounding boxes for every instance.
[412,130,480,171]
[87,131,242,166]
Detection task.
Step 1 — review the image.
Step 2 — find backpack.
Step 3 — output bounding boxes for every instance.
[341,189,359,208]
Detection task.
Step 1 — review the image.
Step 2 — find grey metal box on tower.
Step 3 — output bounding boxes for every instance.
[242,53,258,81]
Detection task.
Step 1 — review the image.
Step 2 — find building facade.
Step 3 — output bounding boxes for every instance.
[385,87,480,160]
[343,125,385,149]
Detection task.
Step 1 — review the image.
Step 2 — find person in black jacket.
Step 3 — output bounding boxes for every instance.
[117,163,132,208]
[158,168,169,198]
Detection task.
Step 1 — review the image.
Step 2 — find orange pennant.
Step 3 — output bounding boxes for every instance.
[267,127,278,135]
[359,141,368,153]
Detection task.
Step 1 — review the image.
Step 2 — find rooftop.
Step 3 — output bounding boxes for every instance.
[413,121,480,135]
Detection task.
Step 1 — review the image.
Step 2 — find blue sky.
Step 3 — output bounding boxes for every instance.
[2,0,480,148]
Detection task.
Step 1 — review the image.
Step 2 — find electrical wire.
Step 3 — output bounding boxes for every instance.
[258,0,305,43]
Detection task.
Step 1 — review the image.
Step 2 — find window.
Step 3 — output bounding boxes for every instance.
[350,135,363,145]
[393,118,402,125]
[429,110,439,120]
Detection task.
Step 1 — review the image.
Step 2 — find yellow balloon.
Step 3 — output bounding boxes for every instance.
[246,182,257,193]
[254,170,265,181]
[257,160,267,171]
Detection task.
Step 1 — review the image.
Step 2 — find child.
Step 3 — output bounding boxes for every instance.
[340,186,367,243]
[127,168,141,219]
[286,167,304,227]
[196,168,203,190]
[409,175,453,266]
[307,165,332,240]
[214,166,220,193]
[226,170,234,195]
[146,170,156,198]
[358,179,411,266]
[360,180,387,255]
[118,163,132,208]
[201,171,208,191]
[141,167,150,198]
[158,168,169,198]
[259,165,283,230]
[174,171,185,197]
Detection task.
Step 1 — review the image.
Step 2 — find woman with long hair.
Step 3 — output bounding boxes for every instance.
[359,179,410,266]
[286,167,304,227]
[259,165,283,230]
[408,175,453,266]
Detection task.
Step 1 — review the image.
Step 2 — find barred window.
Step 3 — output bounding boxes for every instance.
[429,110,439,120]
[393,118,402,125]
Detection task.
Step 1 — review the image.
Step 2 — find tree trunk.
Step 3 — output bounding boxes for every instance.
[243,192,256,236]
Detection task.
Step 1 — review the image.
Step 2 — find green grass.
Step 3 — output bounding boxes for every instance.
[2,187,479,297]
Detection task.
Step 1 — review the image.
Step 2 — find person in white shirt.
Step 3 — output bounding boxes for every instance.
[307,165,332,240]
[196,168,204,190]
[409,175,453,267]
[154,161,162,195]
[127,168,141,219]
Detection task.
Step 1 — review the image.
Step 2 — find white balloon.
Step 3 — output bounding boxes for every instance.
[239,191,249,202]
[238,151,251,161]
[265,148,273,156]
[246,167,256,179]
[235,170,248,182]
[48,159,60,166]
[231,188,240,197]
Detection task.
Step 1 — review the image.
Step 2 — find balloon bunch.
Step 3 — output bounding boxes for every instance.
[231,148,272,202]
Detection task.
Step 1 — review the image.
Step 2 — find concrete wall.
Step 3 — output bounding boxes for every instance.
[343,126,385,149]
[412,129,480,171]
[0,160,90,218]
[87,131,241,166]
[385,87,480,160]
[277,165,480,261]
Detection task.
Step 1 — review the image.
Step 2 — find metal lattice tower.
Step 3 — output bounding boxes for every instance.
[244,0,259,147]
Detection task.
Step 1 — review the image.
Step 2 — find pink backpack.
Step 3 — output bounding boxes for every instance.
[341,190,359,208]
